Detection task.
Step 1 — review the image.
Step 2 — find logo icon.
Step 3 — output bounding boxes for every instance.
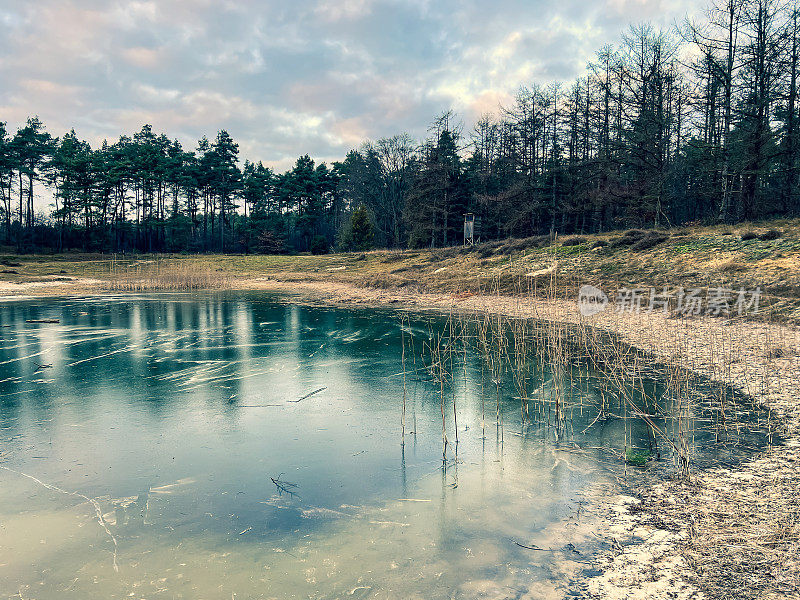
[578,285,608,316]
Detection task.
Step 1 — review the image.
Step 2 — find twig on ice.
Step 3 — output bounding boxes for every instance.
[270,473,299,498]
[287,387,326,403]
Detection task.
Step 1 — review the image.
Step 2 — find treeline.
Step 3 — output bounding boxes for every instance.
[1,0,799,254]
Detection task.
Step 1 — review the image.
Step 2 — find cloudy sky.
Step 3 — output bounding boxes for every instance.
[0,0,697,170]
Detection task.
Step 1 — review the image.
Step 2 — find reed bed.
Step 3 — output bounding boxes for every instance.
[107,256,234,291]
[400,259,778,482]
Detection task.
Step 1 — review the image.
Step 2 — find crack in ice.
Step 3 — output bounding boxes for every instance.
[0,465,119,572]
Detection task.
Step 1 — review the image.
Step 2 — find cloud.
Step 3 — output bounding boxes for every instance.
[315,0,375,23]
[122,47,163,69]
[0,0,700,171]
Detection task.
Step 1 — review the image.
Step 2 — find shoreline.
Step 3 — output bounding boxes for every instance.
[1,276,799,598]
[255,279,800,599]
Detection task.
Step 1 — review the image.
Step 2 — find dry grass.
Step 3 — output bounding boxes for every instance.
[107,257,233,291]
[634,442,800,600]
[2,218,800,320]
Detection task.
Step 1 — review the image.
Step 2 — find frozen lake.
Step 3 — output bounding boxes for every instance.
[0,293,774,599]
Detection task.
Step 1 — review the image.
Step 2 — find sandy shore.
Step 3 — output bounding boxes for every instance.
[2,275,798,599]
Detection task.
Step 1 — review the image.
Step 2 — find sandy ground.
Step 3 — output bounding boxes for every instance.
[0,276,105,295]
[1,275,798,599]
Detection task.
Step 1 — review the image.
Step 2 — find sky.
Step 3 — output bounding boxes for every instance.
[0,0,699,171]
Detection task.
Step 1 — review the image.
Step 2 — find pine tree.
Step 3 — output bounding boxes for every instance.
[350,204,373,251]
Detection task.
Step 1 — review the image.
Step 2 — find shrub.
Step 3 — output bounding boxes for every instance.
[758,229,782,241]
[477,245,496,258]
[310,235,329,255]
[610,236,635,247]
[499,238,527,253]
[610,229,647,247]
[561,236,587,246]
[428,247,461,261]
[516,235,551,250]
[623,229,647,239]
[625,447,652,466]
[631,233,669,251]
[492,235,550,255]
[740,231,759,241]
[254,230,288,254]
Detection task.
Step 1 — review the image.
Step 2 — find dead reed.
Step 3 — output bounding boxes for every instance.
[402,255,775,481]
[107,256,233,291]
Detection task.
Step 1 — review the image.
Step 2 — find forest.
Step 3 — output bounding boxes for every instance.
[1,0,798,254]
